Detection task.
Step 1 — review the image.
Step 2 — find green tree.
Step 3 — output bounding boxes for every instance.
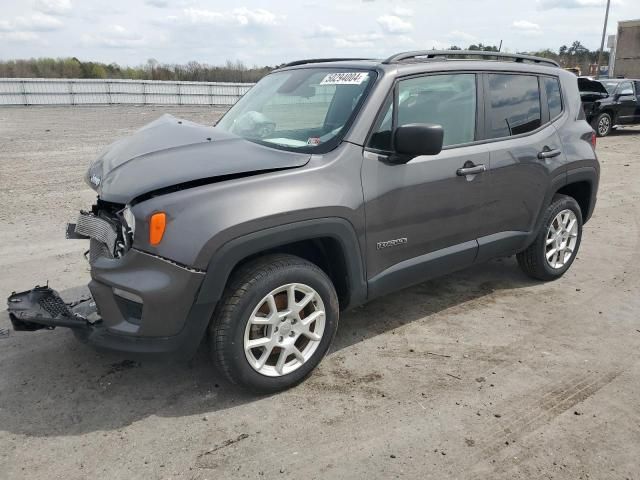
[89,64,107,78]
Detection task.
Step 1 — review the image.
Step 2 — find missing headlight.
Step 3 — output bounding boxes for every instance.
[120,206,136,251]
[122,206,136,237]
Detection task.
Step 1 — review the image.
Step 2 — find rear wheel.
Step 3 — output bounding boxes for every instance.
[210,254,339,393]
[517,195,583,281]
[594,112,612,137]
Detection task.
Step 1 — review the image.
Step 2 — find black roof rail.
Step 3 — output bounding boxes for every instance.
[279,58,373,68]
[383,50,560,67]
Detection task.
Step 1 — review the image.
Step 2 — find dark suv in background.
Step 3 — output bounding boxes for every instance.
[9,51,599,392]
[579,77,640,136]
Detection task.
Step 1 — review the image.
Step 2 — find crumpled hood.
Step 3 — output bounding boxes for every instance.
[86,114,311,204]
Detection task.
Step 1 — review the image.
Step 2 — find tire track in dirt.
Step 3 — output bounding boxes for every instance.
[461,369,622,478]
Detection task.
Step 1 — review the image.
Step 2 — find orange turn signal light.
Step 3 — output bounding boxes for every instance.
[149,212,166,246]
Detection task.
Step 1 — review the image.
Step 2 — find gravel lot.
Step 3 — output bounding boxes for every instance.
[1,106,639,480]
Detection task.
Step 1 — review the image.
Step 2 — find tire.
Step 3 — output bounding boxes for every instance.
[594,112,612,137]
[517,194,583,281]
[210,254,339,393]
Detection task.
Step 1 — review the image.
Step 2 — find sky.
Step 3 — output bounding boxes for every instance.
[0,0,638,67]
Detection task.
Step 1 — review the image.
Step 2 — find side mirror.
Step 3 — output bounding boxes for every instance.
[391,123,444,163]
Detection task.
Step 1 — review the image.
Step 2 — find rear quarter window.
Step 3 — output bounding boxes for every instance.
[486,74,542,138]
[543,77,563,120]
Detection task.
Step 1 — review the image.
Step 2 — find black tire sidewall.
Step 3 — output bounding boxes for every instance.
[536,197,583,279]
[222,262,338,393]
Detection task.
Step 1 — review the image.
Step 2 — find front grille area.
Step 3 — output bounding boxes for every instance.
[75,206,125,263]
[89,237,114,263]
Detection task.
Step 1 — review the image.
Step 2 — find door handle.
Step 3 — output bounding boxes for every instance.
[456,164,486,176]
[537,148,561,159]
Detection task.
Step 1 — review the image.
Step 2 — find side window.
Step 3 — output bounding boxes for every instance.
[397,74,476,147]
[368,96,393,151]
[487,74,542,138]
[367,73,477,151]
[543,77,563,119]
[618,81,634,96]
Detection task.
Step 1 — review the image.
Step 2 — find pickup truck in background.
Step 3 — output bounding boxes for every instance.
[579,77,640,136]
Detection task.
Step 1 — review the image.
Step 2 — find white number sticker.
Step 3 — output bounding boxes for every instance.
[320,72,369,85]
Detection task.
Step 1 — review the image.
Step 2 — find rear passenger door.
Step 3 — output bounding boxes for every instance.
[478,73,566,261]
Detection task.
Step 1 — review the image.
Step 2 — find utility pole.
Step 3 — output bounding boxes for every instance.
[595,0,611,79]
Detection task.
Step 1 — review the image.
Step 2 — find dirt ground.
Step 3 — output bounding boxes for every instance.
[0,106,639,480]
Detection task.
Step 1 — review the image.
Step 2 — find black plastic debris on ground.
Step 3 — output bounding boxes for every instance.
[103,359,141,377]
[110,359,140,372]
[0,328,9,339]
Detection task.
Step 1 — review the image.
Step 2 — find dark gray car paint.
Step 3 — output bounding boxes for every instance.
[132,141,368,270]
[89,248,205,337]
[196,217,368,309]
[18,58,598,357]
[87,114,311,204]
[361,145,491,279]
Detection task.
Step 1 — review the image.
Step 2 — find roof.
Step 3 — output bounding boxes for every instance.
[598,78,639,82]
[277,50,560,72]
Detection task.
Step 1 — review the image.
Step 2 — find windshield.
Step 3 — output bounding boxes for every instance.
[216,68,375,153]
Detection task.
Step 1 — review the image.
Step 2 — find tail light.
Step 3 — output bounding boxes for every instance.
[591,131,597,149]
[149,212,166,246]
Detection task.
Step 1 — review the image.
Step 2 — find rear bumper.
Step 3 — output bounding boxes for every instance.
[7,248,216,360]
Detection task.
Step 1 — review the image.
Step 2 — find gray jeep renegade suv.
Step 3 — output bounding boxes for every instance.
[8,51,599,392]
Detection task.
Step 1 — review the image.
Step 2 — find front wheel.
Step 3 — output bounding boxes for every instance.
[210,254,339,393]
[517,195,583,281]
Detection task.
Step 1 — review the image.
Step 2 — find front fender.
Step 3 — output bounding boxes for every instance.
[195,217,368,310]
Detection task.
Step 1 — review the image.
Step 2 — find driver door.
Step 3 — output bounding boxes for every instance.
[362,73,491,297]
[616,81,638,124]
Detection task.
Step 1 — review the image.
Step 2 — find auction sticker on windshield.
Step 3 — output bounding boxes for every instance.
[320,72,369,85]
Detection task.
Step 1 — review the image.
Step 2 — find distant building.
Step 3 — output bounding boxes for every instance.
[612,19,640,78]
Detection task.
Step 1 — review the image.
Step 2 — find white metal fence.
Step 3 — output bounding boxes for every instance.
[0,78,255,106]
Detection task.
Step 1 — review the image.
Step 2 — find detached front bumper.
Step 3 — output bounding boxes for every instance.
[7,248,216,360]
[8,286,97,331]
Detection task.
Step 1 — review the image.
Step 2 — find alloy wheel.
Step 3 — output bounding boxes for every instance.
[545,209,579,269]
[598,116,610,136]
[243,283,326,377]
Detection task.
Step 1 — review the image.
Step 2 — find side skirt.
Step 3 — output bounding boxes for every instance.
[476,231,530,264]
[367,240,478,300]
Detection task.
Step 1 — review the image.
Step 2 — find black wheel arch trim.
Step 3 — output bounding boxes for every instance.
[527,172,567,246]
[524,166,597,250]
[564,166,598,223]
[195,217,368,310]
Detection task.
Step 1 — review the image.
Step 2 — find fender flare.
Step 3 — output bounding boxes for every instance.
[195,217,368,309]
[526,166,598,248]
[565,166,598,223]
[525,172,567,246]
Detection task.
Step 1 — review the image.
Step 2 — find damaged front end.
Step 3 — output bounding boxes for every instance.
[8,285,98,332]
[6,194,209,359]
[7,200,133,333]
[69,200,134,264]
